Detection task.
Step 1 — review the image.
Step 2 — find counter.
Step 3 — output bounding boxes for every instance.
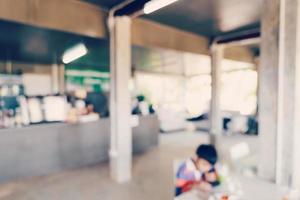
[0,115,159,182]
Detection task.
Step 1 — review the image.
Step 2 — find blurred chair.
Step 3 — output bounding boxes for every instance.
[214,134,259,178]
[229,142,256,177]
[158,108,187,132]
[227,115,248,134]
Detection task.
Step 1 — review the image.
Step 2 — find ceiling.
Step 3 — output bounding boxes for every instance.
[0,0,262,72]
[0,19,193,73]
[0,19,109,71]
[83,0,262,37]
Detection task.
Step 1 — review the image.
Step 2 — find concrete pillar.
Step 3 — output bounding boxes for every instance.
[210,46,223,140]
[6,60,12,74]
[258,0,280,182]
[259,0,300,187]
[109,16,132,183]
[51,63,59,94]
[291,0,300,189]
[58,64,65,94]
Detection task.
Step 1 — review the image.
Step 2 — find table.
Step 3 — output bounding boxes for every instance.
[175,176,286,200]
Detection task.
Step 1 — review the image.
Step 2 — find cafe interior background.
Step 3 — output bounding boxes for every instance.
[0,0,299,199]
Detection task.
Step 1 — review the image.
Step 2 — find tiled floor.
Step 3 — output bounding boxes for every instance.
[0,131,209,200]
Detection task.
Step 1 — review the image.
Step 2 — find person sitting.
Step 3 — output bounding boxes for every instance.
[175,144,220,196]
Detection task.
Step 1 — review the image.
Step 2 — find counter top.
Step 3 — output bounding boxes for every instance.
[0,115,159,182]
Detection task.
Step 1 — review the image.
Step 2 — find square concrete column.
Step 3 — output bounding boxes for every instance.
[291,0,300,189]
[259,0,300,187]
[210,46,223,139]
[58,64,65,94]
[109,16,132,183]
[51,63,59,94]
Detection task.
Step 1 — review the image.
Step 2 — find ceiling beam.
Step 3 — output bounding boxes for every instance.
[0,0,255,63]
[224,46,256,63]
[132,18,209,55]
[0,0,107,38]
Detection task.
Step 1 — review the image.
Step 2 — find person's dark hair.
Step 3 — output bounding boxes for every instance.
[196,144,218,165]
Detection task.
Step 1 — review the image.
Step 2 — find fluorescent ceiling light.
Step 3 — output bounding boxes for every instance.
[62,43,88,64]
[144,0,179,14]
